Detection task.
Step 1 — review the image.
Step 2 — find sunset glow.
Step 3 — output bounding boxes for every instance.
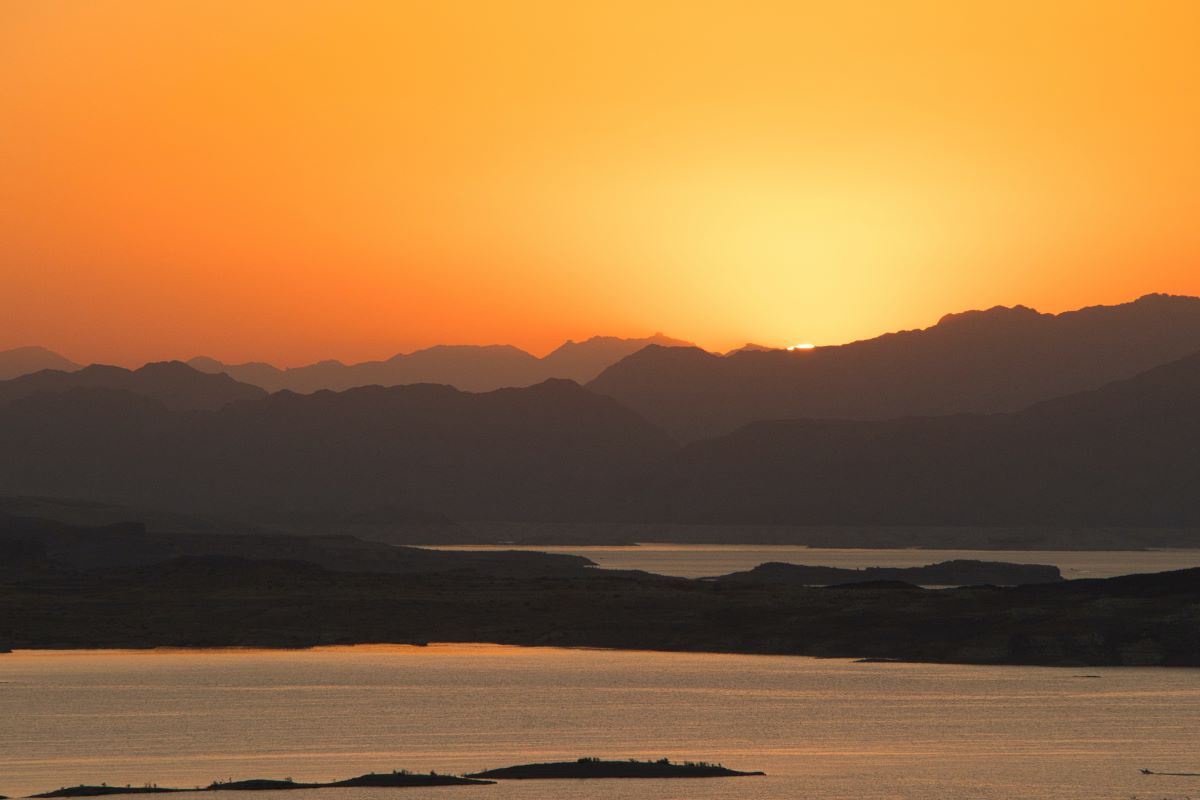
[3,1,1199,366]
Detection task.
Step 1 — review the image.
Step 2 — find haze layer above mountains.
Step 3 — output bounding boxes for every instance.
[3,294,1200,531]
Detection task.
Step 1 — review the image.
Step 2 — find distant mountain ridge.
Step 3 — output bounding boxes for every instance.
[4,295,1200,532]
[0,346,79,380]
[588,293,1200,440]
[189,333,692,393]
[0,361,265,411]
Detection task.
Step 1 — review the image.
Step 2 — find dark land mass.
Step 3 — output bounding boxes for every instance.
[466,757,763,779]
[0,496,472,547]
[0,362,264,412]
[706,559,1063,586]
[1,554,1197,666]
[328,772,492,787]
[0,378,674,523]
[31,789,185,798]
[630,349,1200,526]
[6,497,1196,549]
[188,334,691,394]
[4,343,1200,534]
[0,346,79,381]
[4,297,1200,540]
[0,513,595,578]
[458,521,1200,549]
[208,780,317,791]
[588,294,1200,440]
[31,772,491,798]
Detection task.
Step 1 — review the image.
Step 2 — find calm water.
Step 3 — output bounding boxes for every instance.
[2,645,1198,800]
[428,544,1200,579]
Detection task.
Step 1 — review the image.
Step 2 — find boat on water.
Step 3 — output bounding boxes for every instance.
[1141,769,1200,777]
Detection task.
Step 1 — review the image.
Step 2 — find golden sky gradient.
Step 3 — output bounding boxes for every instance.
[3,1,1199,366]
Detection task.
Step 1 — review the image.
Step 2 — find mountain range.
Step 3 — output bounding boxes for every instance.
[588,293,1200,440]
[3,295,1200,533]
[0,334,692,394]
[187,333,692,393]
[630,349,1200,525]
[0,345,80,380]
[0,360,265,411]
[0,376,673,521]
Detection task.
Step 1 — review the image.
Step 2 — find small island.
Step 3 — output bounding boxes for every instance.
[206,780,317,792]
[466,757,764,780]
[31,789,185,798]
[31,771,492,797]
[328,772,492,788]
[207,772,492,791]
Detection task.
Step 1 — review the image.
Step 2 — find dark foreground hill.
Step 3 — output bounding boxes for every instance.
[707,560,1063,586]
[1,555,1196,666]
[0,495,472,546]
[589,294,1200,440]
[632,349,1200,526]
[0,376,675,521]
[0,512,594,577]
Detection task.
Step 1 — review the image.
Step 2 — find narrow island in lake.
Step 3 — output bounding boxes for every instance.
[30,771,492,797]
[31,789,186,798]
[327,772,493,788]
[466,757,764,779]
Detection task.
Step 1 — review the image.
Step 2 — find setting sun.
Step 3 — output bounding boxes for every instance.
[4,5,1200,797]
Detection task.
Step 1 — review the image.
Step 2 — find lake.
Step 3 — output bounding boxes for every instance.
[425,543,1200,579]
[1,645,1197,800]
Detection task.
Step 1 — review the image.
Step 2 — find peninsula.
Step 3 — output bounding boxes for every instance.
[706,559,1064,586]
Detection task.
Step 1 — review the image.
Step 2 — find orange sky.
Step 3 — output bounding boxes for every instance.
[2,1,1199,366]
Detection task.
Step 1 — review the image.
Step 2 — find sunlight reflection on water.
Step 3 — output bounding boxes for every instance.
[2,644,1198,800]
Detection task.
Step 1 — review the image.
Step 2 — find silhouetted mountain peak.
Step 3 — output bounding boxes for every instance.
[600,344,718,370]
[935,304,1044,329]
[138,359,216,377]
[511,377,597,401]
[0,346,81,380]
[725,343,777,355]
[181,334,694,394]
[187,356,226,372]
[1130,292,1199,306]
[389,343,536,362]
[547,333,690,353]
